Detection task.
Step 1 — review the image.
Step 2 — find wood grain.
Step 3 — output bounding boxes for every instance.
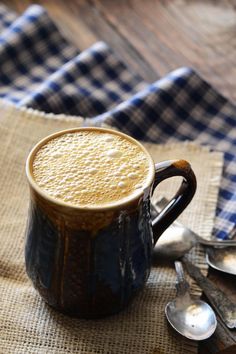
[3,0,236,101]
[1,1,236,353]
[93,0,236,101]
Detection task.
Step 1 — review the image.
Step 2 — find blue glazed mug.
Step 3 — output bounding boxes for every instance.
[25,127,196,318]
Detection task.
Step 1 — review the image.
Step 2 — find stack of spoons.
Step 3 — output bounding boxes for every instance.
[151,198,236,336]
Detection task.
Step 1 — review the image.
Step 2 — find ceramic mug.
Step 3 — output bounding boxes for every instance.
[25,127,196,318]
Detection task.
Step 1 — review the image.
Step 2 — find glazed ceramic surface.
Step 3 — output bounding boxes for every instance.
[25,128,196,318]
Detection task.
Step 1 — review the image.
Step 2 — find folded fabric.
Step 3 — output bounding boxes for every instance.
[0,4,235,239]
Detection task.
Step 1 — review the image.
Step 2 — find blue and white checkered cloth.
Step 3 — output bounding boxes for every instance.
[0,4,235,239]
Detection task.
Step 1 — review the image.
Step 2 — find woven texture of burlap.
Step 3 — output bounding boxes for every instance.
[0,101,223,354]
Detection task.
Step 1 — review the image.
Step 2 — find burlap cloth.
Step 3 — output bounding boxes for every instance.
[0,100,223,354]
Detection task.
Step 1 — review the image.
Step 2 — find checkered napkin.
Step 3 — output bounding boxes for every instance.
[0,4,235,239]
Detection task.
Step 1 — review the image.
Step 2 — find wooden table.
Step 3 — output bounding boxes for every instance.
[2,1,236,353]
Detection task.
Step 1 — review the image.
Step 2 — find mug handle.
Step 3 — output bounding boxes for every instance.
[151,159,197,244]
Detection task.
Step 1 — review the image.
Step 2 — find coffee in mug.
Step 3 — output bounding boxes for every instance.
[25,127,196,318]
[32,130,153,207]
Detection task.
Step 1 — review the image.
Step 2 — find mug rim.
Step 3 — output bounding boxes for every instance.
[26,127,155,211]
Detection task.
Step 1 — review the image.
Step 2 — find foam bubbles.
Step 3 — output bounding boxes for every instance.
[103,135,114,143]
[107,149,122,158]
[51,152,63,158]
[88,168,98,175]
[32,131,151,206]
[118,181,126,188]
[128,172,138,180]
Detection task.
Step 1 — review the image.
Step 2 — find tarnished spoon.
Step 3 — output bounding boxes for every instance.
[151,198,236,260]
[165,261,217,340]
[206,247,236,275]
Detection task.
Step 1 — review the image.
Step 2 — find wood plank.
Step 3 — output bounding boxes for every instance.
[94,0,236,101]
[71,0,157,81]
[4,0,236,101]
[93,0,186,74]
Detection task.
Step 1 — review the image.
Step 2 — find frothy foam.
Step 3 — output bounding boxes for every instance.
[32,130,152,207]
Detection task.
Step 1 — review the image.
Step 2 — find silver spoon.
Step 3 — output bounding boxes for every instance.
[152,198,236,260]
[165,261,217,340]
[206,247,236,275]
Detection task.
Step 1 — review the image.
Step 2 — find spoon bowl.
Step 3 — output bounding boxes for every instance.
[206,247,236,275]
[152,199,236,266]
[165,299,217,341]
[165,261,217,340]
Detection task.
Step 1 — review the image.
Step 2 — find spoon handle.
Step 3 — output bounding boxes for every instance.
[174,261,190,298]
[152,199,236,247]
[183,258,236,329]
[196,237,236,247]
